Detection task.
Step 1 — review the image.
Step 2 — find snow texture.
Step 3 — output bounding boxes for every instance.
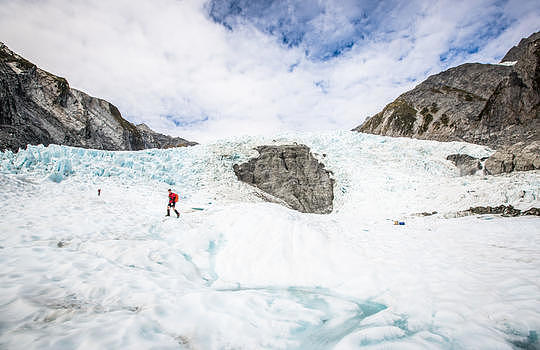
[1,131,539,349]
[498,61,518,66]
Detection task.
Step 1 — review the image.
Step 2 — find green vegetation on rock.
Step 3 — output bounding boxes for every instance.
[440,114,449,126]
[359,111,384,131]
[439,85,486,102]
[381,98,417,135]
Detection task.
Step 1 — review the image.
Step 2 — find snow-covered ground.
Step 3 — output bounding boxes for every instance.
[1,131,539,349]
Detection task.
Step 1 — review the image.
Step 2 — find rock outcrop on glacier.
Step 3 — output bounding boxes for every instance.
[233,144,334,214]
[0,42,195,152]
[445,140,540,176]
[354,31,540,151]
[446,154,484,176]
[462,205,540,217]
[484,141,540,175]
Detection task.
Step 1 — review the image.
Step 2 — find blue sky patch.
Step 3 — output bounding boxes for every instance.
[206,0,389,61]
[164,114,209,127]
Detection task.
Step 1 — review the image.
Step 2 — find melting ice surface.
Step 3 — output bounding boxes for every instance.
[0,131,539,349]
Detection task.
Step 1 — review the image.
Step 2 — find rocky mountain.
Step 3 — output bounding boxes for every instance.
[501,31,540,62]
[233,145,334,214]
[354,31,540,150]
[135,123,197,149]
[0,42,195,152]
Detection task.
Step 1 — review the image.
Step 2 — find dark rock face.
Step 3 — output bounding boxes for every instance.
[0,43,195,152]
[474,33,540,148]
[355,64,512,143]
[446,154,483,176]
[500,32,540,63]
[136,124,197,149]
[464,205,539,217]
[354,31,540,150]
[484,141,540,174]
[523,207,540,216]
[233,145,335,214]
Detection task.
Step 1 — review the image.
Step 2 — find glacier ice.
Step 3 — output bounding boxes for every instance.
[0,131,539,349]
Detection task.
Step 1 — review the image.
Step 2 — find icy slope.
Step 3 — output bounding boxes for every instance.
[1,131,539,349]
[2,131,538,216]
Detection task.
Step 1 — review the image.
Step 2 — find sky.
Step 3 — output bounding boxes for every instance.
[0,0,539,143]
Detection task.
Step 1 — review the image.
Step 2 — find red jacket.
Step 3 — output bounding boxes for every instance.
[169,192,178,203]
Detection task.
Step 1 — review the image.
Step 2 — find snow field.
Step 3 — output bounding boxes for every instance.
[1,131,539,349]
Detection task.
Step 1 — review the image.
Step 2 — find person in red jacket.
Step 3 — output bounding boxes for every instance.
[166,189,180,218]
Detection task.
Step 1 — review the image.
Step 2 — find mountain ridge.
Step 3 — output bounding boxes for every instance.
[354,31,540,150]
[0,42,196,152]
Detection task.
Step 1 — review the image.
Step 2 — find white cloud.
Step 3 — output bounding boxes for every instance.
[0,0,538,142]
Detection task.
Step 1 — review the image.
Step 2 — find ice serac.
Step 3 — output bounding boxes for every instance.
[0,42,195,152]
[353,31,540,150]
[233,144,334,214]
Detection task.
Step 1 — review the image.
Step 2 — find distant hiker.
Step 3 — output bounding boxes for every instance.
[167,189,180,218]
[98,188,101,196]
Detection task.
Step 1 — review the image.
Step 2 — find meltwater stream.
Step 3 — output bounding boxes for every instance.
[1,131,539,349]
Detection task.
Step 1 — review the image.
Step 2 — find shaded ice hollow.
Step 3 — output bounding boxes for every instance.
[0,131,539,349]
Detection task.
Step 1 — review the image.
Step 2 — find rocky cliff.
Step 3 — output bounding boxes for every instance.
[135,123,197,149]
[0,42,195,152]
[501,32,540,62]
[354,31,540,150]
[484,141,540,174]
[233,145,334,214]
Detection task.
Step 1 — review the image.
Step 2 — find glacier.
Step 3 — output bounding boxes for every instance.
[0,131,539,349]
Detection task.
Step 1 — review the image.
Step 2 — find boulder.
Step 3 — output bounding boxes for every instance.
[233,145,334,214]
[484,141,540,174]
[446,154,483,176]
